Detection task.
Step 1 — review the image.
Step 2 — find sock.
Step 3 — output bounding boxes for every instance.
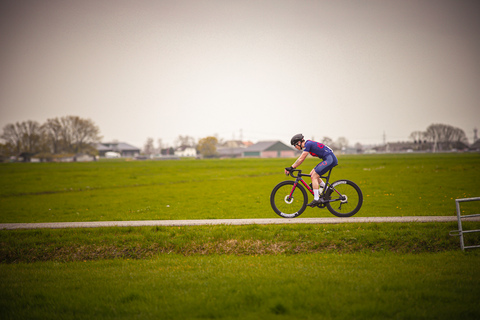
[313,189,319,200]
[319,181,325,189]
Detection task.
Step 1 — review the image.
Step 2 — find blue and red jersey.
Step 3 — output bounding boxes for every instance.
[304,140,333,160]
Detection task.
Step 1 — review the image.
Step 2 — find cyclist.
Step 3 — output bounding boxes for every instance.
[285,133,338,207]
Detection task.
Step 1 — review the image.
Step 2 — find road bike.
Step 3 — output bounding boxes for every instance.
[270,168,363,218]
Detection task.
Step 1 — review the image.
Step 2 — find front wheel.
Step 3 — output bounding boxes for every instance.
[325,180,363,217]
[270,180,308,218]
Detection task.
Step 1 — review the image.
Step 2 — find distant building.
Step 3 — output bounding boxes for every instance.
[96,142,140,157]
[174,146,197,157]
[243,141,298,158]
[217,140,254,158]
[470,139,480,151]
[375,142,424,153]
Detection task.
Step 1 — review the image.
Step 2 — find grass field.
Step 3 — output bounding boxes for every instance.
[1,222,480,319]
[0,153,479,222]
[1,153,480,319]
[1,251,479,320]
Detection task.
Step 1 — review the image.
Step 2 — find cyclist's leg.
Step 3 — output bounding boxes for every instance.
[314,153,338,179]
[308,154,338,206]
[309,166,325,201]
[307,171,321,206]
[309,168,320,190]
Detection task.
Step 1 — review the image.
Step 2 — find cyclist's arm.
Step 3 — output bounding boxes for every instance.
[292,151,309,169]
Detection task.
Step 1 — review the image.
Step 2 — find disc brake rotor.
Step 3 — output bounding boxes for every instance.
[284,195,294,204]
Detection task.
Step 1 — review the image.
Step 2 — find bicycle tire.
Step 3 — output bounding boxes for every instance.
[270,180,308,218]
[325,180,363,217]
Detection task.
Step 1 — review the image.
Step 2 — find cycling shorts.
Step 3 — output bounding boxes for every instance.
[314,153,338,176]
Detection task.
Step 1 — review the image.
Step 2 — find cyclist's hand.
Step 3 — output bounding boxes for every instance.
[285,166,293,175]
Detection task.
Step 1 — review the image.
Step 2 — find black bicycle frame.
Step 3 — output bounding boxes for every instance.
[287,169,343,202]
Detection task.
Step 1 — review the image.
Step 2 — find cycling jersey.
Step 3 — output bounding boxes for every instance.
[304,140,333,160]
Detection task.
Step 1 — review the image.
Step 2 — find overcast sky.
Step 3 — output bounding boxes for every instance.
[1,0,479,148]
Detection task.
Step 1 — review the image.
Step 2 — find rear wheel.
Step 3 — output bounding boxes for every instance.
[325,180,363,217]
[270,181,308,218]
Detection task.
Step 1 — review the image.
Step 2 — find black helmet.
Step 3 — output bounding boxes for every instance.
[290,133,304,146]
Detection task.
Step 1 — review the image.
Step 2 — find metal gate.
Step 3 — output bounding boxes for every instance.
[450,197,480,251]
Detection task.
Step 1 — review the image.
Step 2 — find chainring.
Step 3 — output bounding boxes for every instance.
[316,194,330,209]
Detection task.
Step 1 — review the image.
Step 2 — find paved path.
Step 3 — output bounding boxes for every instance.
[1,216,479,230]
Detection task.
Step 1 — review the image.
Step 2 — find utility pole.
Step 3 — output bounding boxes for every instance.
[383,131,388,152]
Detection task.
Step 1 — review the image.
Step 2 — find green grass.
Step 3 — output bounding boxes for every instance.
[2,223,480,263]
[1,153,479,222]
[1,153,480,319]
[1,252,479,319]
[1,222,480,319]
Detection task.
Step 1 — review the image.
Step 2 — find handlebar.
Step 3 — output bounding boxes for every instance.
[285,168,311,178]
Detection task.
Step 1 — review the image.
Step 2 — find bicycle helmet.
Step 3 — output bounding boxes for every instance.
[290,133,304,146]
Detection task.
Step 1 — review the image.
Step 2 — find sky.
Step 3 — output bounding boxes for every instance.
[1,0,479,149]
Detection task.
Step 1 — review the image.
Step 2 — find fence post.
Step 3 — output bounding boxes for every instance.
[450,197,480,251]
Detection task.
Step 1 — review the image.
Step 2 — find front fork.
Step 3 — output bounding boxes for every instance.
[288,178,313,200]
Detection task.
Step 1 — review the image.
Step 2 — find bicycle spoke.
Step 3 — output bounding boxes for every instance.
[326,180,363,217]
[270,181,308,218]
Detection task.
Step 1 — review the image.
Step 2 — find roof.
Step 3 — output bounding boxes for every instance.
[96,144,111,151]
[244,141,294,152]
[97,142,140,151]
[471,139,480,150]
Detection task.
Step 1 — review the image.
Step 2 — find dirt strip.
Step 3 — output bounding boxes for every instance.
[1,216,480,230]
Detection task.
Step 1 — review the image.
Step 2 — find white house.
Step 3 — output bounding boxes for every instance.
[174,146,197,157]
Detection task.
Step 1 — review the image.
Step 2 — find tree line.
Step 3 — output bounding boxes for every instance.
[0,116,101,161]
[409,123,469,151]
[1,119,471,162]
[142,123,471,158]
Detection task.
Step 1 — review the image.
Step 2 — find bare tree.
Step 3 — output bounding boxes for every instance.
[2,116,101,159]
[143,137,155,155]
[1,123,23,156]
[175,135,196,148]
[1,121,43,159]
[321,137,334,147]
[43,118,63,154]
[336,137,349,150]
[44,116,101,154]
[409,131,426,143]
[69,116,101,153]
[425,123,468,151]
